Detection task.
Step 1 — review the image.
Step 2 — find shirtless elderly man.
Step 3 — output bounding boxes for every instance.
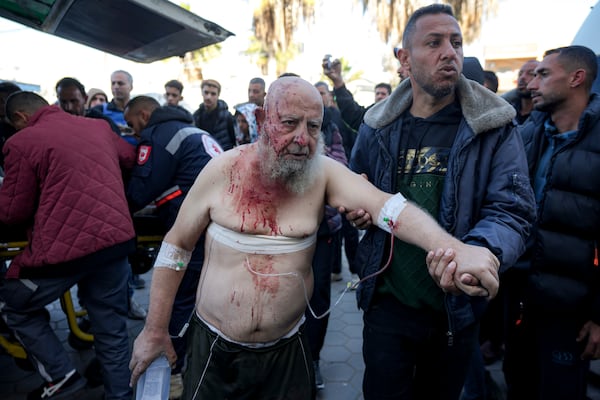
[130,76,498,399]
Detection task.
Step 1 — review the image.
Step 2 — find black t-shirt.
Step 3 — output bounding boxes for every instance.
[379,100,461,311]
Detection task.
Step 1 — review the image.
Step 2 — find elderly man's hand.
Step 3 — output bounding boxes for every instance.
[129,327,177,387]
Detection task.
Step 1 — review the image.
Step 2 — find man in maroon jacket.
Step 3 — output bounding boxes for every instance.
[0,91,136,400]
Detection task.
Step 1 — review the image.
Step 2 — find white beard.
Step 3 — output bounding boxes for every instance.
[257,135,324,194]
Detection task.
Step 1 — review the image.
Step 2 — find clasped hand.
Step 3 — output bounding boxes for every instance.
[426,243,500,299]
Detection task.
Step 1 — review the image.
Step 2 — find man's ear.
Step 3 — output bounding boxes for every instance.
[397,48,409,68]
[141,109,152,124]
[11,111,28,128]
[254,107,265,136]
[570,69,586,88]
[255,107,265,124]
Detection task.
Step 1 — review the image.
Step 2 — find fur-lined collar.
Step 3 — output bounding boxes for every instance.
[364,75,516,135]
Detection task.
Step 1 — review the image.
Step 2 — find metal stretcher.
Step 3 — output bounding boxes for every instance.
[0,216,165,364]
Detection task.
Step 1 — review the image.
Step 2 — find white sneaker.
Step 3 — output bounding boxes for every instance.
[128,298,147,320]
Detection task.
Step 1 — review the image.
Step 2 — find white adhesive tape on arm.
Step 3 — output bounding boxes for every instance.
[376,192,407,233]
[154,241,192,271]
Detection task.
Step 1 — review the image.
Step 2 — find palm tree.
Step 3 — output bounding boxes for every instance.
[252,0,496,75]
[177,2,225,86]
[251,0,315,76]
[359,0,496,45]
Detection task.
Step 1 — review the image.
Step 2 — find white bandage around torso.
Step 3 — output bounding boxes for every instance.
[154,241,193,271]
[376,192,407,233]
[207,222,316,254]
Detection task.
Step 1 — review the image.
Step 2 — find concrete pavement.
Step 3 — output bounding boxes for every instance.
[2,262,600,399]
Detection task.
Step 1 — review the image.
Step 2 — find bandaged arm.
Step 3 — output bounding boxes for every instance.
[373,195,499,298]
[154,241,192,271]
[376,193,407,233]
[374,194,461,254]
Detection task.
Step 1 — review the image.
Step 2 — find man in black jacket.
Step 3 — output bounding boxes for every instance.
[321,62,391,135]
[503,45,600,400]
[192,79,236,151]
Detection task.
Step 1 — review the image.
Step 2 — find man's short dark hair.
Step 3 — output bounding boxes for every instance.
[375,83,392,95]
[165,79,184,93]
[463,57,484,84]
[201,79,221,94]
[544,45,598,92]
[112,70,133,84]
[483,70,499,93]
[315,81,330,91]
[125,95,160,113]
[402,4,455,49]
[249,77,266,88]
[5,91,49,123]
[55,77,86,97]
[0,81,21,95]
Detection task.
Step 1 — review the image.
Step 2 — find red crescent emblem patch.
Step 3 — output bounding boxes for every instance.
[137,145,152,165]
[202,135,223,158]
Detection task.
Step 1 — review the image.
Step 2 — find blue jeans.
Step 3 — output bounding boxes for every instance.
[460,326,487,400]
[363,294,477,400]
[0,255,132,400]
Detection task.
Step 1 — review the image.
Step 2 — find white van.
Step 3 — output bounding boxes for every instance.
[572,1,600,92]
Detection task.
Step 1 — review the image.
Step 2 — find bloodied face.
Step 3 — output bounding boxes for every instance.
[257,77,324,194]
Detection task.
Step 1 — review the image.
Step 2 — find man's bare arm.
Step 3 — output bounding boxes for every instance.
[129,157,218,385]
[129,267,184,386]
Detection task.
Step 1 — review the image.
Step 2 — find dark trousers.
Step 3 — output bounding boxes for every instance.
[363,294,477,400]
[182,314,314,400]
[503,298,589,400]
[461,286,505,400]
[0,256,132,400]
[305,232,340,360]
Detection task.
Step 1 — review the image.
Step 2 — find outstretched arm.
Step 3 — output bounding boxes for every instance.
[325,157,499,298]
[383,196,499,298]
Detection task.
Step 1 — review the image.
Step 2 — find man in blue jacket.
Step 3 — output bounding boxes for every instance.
[124,96,223,399]
[349,4,535,399]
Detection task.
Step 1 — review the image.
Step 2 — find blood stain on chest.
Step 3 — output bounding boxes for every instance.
[228,154,286,235]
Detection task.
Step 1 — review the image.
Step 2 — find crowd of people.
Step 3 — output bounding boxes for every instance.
[1,3,600,400]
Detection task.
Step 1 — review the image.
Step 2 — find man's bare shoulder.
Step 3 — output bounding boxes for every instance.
[198,145,257,177]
